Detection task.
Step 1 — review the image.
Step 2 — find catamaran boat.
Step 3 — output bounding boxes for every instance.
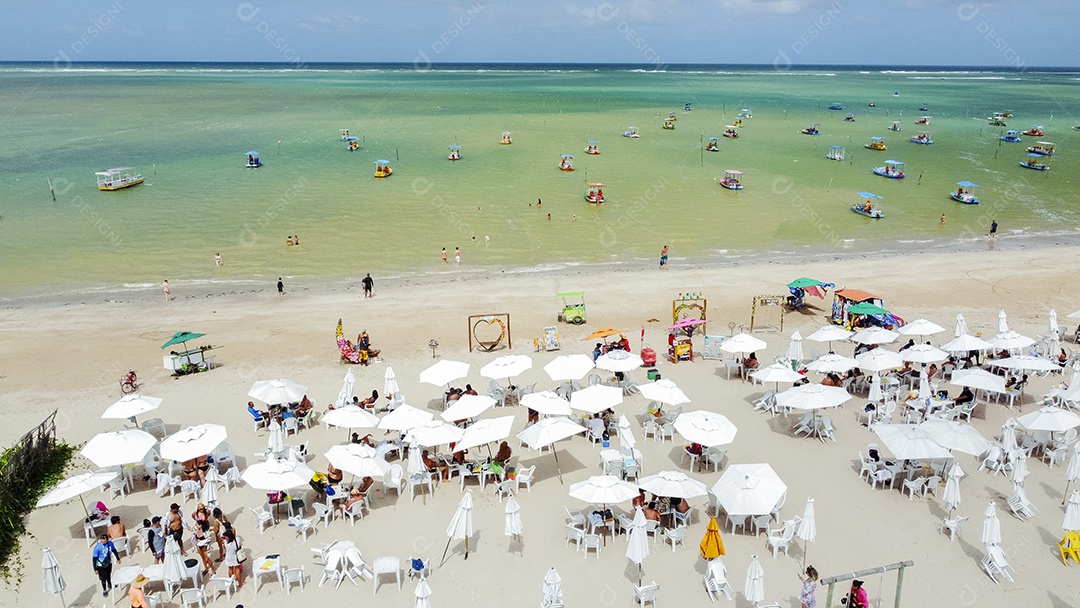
[845,113,856,122]
[988,113,1007,127]
[888,121,902,132]
[662,119,675,130]
[96,167,144,191]
[914,116,930,125]
[723,125,739,139]
[737,109,752,119]
[345,136,359,151]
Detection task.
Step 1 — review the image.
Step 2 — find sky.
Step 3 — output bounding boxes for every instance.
[2,0,1075,67]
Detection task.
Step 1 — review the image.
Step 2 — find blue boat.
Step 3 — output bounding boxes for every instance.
[951,181,979,205]
[909,131,933,145]
[829,103,843,110]
[801,122,820,135]
[1000,130,1022,143]
[1020,153,1049,171]
[245,151,261,168]
[852,192,885,218]
[872,160,905,179]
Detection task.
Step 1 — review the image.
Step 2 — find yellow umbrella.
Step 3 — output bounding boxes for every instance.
[583,327,627,341]
[700,516,725,558]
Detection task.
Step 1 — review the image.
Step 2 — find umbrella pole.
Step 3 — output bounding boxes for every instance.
[440,538,453,566]
[1065,480,1073,506]
[464,535,469,560]
[78,494,91,521]
[553,449,564,484]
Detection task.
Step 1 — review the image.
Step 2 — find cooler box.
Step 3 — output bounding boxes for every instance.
[641,347,657,366]
[647,368,660,381]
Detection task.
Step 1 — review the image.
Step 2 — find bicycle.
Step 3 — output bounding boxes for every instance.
[120,370,139,395]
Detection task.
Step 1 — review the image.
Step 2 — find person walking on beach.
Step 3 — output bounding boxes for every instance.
[162,280,171,303]
[989,220,998,239]
[277,277,284,295]
[362,273,374,298]
[91,533,121,597]
[214,252,223,267]
[799,565,819,608]
[455,247,461,265]
[442,247,448,264]
[660,245,669,269]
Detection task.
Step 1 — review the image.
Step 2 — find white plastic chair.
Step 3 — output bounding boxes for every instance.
[494,480,514,503]
[704,559,733,602]
[283,566,305,594]
[312,502,332,528]
[178,589,205,608]
[565,507,586,528]
[664,526,686,552]
[923,475,942,497]
[343,547,372,587]
[1007,486,1037,519]
[318,549,345,587]
[982,545,1015,583]
[565,525,585,550]
[516,465,536,492]
[633,582,660,608]
[658,423,675,444]
[751,514,772,537]
[681,447,700,471]
[156,472,181,497]
[703,447,726,472]
[406,556,430,580]
[282,417,299,436]
[1045,446,1068,467]
[770,492,786,521]
[940,515,968,541]
[180,480,200,502]
[581,534,602,558]
[644,519,662,543]
[344,500,366,525]
[642,419,659,441]
[384,464,405,497]
[409,472,435,502]
[902,477,928,500]
[289,515,315,541]
[207,576,237,601]
[111,535,130,558]
[707,492,722,517]
[624,463,640,482]
[248,506,274,534]
[222,466,241,491]
[765,520,797,558]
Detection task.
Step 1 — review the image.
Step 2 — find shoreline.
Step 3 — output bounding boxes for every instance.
[5,229,1079,309]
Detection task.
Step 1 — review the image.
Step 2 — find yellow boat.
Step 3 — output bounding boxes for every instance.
[865,137,887,151]
[96,167,144,191]
[374,160,393,178]
[501,131,512,145]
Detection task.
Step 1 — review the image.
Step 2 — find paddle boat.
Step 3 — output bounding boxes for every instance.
[852,192,885,219]
[868,101,876,107]
[733,119,744,128]
[719,169,744,191]
[988,113,1007,127]
[667,111,678,122]
[737,109,752,119]
[623,126,639,138]
[872,160,905,179]
[999,110,1014,118]
[96,167,144,191]
[829,103,843,111]
[1021,125,1044,137]
[684,103,692,112]
[340,129,351,140]
[245,151,262,168]
[448,144,461,161]
[585,140,600,155]
[915,116,930,125]
[585,183,605,204]
[1026,141,1055,156]
[1074,125,1080,131]
[919,104,929,112]
[801,122,820,136]
[345,136,359,151]
[1000,130,1022,143]
[662,119,675,130]
[1020,153,1049,171]
[951,181,980,205]
[888,120,902,132]
[501,131,512,145]
[559,154,575,172]
[374,160,393,178]
[865,136,887,151]
[844,113,856,122]
[705,137,719,152]
[827,145,845,161]
[723,125,739,139]
[910,131,933,145]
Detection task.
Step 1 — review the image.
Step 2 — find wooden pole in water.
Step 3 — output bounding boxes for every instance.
[48,177,56,201]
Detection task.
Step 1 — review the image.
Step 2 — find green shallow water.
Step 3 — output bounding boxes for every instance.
[1,64,1078,295]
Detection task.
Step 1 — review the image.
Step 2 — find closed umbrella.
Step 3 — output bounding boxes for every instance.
[919,419,991,456]
[415,579,433,608]
[480,354,533,381]
[1063,490,1080,532]
[442,491,474,562]
[379,404,435,432]
[625,507,650,585]
[796,498,816,568]
[950,368,1006,393]
[637,470,708,499]
[898,318,946,337]
[1010,450,1029,485]
[1064,444,1080,503]
[441,395,496,422]
[673,410,738,447]
[41,547,66,608]
[241,460,316,490]
[336,369,356,408]
[942,463,964,515]
[786,330,804,362]
[941,333,993,354]
[521,391,572,416]
[516,417,587,483]
[542,568,563,607]
[981,502,1001,546]
[711,464,787,518]
[868,372,884,403]
[505,493,523,554]
[595,350,643,372]
[163,536,186,587]
[700,517,725,559]
[1000,418,1019,452]
[159,424,227,462]
[384,365,400,400]
[570,384,623,414]
[201,473,219,507]
[407,421,465,448]
[805,354,859,374]
[543,354,595,382]
[856,349,903,373]
[851,327,899,345]
[744,555,765,606]
[267,419,285,458]
[638,379,690,406]
[420,360,470,387]
[870,424,951,460]
[249,379,308,405]
[80,429,157,468]
[453,415,515,453]
[617,414,637,449]
[955,313,968,338]
[720,333,768,355]
[36,471,118,519]
[101,394,163,424]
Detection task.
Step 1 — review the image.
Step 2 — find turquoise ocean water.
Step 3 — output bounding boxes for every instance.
[0,63,1077,297]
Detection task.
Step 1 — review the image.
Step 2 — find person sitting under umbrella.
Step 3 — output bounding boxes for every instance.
[492,441,512,466]
[326,464,343,486]
[954,387,975,406]
[741,352,760,377]
[643,502,662,522]
[351,433,375,447]
[422,449,450,482]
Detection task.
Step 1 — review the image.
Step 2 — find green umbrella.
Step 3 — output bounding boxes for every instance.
[847,303,889,316]
[787,277,825,289]
[161,331,206,368]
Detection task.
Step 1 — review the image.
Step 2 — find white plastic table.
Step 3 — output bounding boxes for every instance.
[372,556,401,594]
[253,555,284,592]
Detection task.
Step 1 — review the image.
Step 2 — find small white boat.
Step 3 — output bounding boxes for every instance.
[719,169,744,191]
[623,126,639,138]
[827,145,845,161]
[1026,141,1055,156]
[909,132,933,145]
[96,167,144,191]
[872,160,905,179]
[951,181,979,205]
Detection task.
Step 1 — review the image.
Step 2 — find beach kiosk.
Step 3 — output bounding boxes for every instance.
[556,291,586,325]
[831,289,903,330]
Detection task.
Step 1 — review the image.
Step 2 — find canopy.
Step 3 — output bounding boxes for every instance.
[711,464,786,518]
[161,331,205,349]
[379,404,435,431]
[995,356,1058,372]
[749,363,805,385]
[787,277,828,289]
[673,411,738,447]
[775,384,851,410]
[453,415,515,453]
[950,368,1006,393]
[847,303,890,316]
[595,350,643,372]
[856,192,883,200]
[806,354,859,374]
[941,334,993,353]
[516,416,586,450]
[856,349,904,372]
[719,333,767,355]
[36,472,118,514]
[583,327,625,340]
[1017,406,1080,433]
[101,394,162,420]
[901,344,949,364]
[324,444,390,478]
[249,379,308,405]
[957,181,978,188]
[159,424,227,462]
[870,423,951,460]
[480,355,533,380]
[407,421,465,447]
[637,470,708,499]
[806,326,852,343]
[919,419,991,456]
[420,360,470,387]
[80,430,158,468]
[570,384,624,414]
[521,391,573,416]
[851,326,898,344]
[638,379,690,406]
[543,354,595,382]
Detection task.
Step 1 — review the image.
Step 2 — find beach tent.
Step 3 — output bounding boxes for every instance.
[831,289,904,330]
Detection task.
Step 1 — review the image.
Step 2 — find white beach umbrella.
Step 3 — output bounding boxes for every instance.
[1049,308,1061,339]
[324,444,390,479]
[595,350,644,372]
[336,368,356,408]
[943,463,964,514]
[744,555,765,605]
[711,463,787,518]
[453,415,515,453]
[322,405,380,430]
[1061,374,1080,405]
[868,372,884,402]
[41,547,66,608]
[917,372,932,400]
[637,379,690,406]
[1001,418,1019,452]
[625,507,650,584]
[981,502,1001,546]
[267,419,285,457]
[796,498,816,567]
[521,391,573,416]
[80,429,157,468]
[749,363,805,387]
[870,424,951,460]
[898,318,946,337]
[954,313,968,338]
[379,404,435,431]
[786,330,804,362]
[420,360,470,387]
[517,417,587,482]
[570,384,624,414]
[505,493,523,550]
[673,410,738,447]
[776,384,851,411]
[408,421,465,448]
[241,459,316,490]
[101,394,162,422]
[1063,490,1080,532]
[407,450,426,476]
[543,354,595,382]
[480,354,533,381]
[441,394,496,422]
[444,491,474,560]
[1010,450,1029,485]
[617,414,637,449]
[638,470,708,499]
[249,379,308,405]
[856,349,904,373]
[996,309,1009,335]
[201,473,219,506]
[719,333,768,355]
[988,331,1036,351]
[384,365,400,399]
[1064,444,1080,499]
[415,579,433,608]
[159,424,227,463]
[1069,310,1080,320]
[919,419,991,456]
[902,344,949,364]
[805,325,852,349]
[36,471,118,518]
[163,536,186,585]
[569,474,640,504]
[851,327,899,345]
[950,368,1006,393]
[941,333,994,353]
[1018,406,1080,433]
[805,354,859,374]
[542,568,563,606]
[995,355,1059,372]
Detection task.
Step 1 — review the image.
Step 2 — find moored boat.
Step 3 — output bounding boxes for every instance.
[1026,141,1055,156]
[872,160,905,179]
[96,167,144,191]
[723,125,739,139]
[623,126,639,138]
[585,183,605,204]
[501,131,512,145]
[719,169,744,191]
[559,154,575,172]
[1021,125,1044,137]
[951,181,979,205]
[852,191,885,218]
[1000,130,1022,143]
[448,144,461,161]
[865,136,887,151]
[585,140,600,155]
[705,137,719,152]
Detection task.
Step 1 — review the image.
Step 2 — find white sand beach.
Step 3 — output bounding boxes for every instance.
[5,243,1080,608]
